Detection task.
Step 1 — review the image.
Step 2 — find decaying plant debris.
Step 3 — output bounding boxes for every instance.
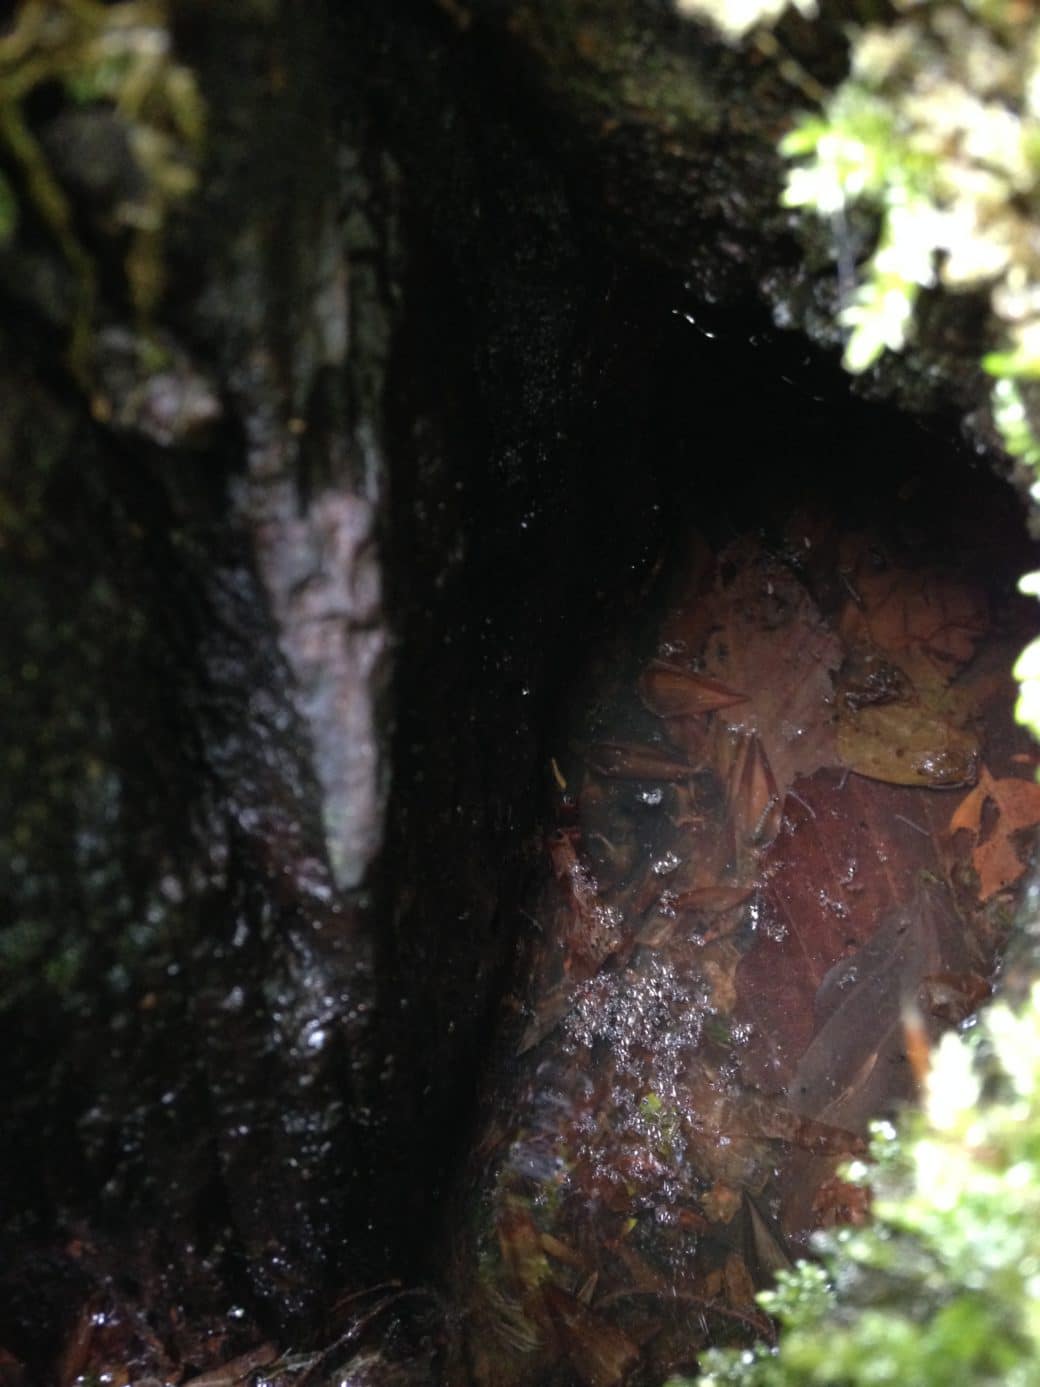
[464,495,1040,1387]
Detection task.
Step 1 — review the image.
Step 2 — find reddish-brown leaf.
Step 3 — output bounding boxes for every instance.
[728,730,783,853]
[732,769,965,1095]
[639,661,748,716]
[585,741,699,781]
[547,830,625,977]
[784,882,961,1125]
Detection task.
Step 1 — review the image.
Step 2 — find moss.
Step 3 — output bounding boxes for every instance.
[657,981,1040,1386]
[680,0,1040,739]
[0,0,204,383]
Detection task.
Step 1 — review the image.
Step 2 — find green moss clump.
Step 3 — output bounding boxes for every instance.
[680,0,1040,739]
[0,0,204,378]
[684,1,1040,387]
[660,980,1040,1386]
[777,4,1040,381]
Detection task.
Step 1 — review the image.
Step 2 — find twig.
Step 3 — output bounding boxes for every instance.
[594,1287,776,1346]
[894,813,928,838]
[295,1288,446,1387]
[786,789,816,820]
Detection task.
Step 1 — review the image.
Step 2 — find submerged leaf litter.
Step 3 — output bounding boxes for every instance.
[465,509,1040,1387]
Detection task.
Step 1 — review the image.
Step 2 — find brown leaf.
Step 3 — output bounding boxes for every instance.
[784,883,955,1124]
[585,741,699,781]
[729,731,783,852]
[723,1253,757,1311]
[733,770,964,1094]
[182,1345,279,1387]
[58,1303,96,1387]
[839,566,987,682]
[639,661,748,716]
[540,1233,586,1269]
[837,699,978,788]
[949,766,1040,899]
[670,885,755,914]
[542,1286,640,1387]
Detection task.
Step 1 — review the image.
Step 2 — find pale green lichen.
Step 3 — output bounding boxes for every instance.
[777,3,1040,381]
[679,0,1040,413]
[0,0,204,380]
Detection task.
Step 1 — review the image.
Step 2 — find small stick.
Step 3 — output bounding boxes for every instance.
[295,1289,445,1387]
[595,1288,776,1346]
[894,813,928,838]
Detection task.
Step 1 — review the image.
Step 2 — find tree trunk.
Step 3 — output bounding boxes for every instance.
[1,2,1034,1383]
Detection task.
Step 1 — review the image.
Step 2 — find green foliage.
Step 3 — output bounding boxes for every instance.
[0,0,204,378]
[681,0,1040,444]
[667,6,1040,1381]
[679,0,1040,739]
[659,983,1040,1386]
[774,2,1040,382]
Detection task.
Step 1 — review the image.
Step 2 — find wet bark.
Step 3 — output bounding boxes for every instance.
[1,1,1036,1383]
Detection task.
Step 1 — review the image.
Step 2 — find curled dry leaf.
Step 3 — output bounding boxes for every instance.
[722,1253,758,1312]
[742,1191,793,1278]
[585,741,699,781]
[718,729,783,857]
[548,831,625,977]
[182,1345,279,1387]
[949,765,1040,899]
[638,661,748,717]
[670,885,756,914]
